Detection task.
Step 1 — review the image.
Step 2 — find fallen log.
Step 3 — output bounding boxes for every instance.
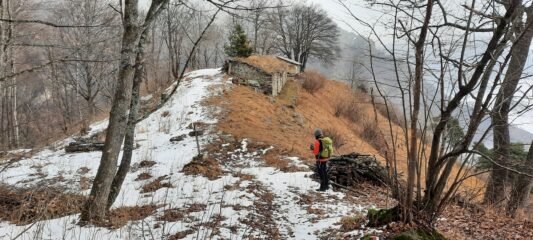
[65,141,104,153]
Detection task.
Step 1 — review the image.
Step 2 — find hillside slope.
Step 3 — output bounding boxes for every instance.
[1,69,530,240]
[216,77,484,195]
[0,69,388,239]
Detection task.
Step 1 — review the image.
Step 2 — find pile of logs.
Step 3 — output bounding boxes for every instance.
[65,139,104,153]
[310,152,389,188]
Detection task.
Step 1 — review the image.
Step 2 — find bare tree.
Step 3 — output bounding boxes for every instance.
[485,3,533,206]
[339,0,527,224]
[270,3,339,71]
[80,0,169,223]
[52,0,119,124]
[0,0,20,149]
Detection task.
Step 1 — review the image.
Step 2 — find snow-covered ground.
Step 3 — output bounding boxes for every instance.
[0,69,374,239]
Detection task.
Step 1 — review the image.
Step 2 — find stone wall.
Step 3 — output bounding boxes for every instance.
[228,60,288,96]
[271,72,287,96]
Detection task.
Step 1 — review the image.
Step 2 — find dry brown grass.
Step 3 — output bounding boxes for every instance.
[339,213,366,232]
[235,55,294,73]
[79,176,90,190]
[263,149,307,172]
[104,204,160,229]
[361,121,388,157]
[181,155,223,180]
[213,73,485,196]
[135,172,152,181]
[334,98,364,123]
[375,101,406,127]
[141,176,173,193]
[139,160,156,168]
[77,167,90,174]
[0,185,86,224]
[161,110,171,118]
[300,70,326,94]
[324,128,347,150]
[169,229,195,240]
[157,208,184,222]
[234,172,255,181]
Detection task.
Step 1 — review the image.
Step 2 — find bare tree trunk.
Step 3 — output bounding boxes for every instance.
[406,0,434,222]
[107,27,149,209]
[506,141,533,217]
[485,5,533,205]
[80,0,139,222]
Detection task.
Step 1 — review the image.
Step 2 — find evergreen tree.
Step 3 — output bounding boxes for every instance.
[224,24,253,57]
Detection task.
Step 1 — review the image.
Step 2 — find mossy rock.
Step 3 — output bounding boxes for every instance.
[393,228,447,240]
[360,235,375,240]
[367,206,400,227]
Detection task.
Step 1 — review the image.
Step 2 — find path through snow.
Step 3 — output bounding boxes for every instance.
[0,69,376,240]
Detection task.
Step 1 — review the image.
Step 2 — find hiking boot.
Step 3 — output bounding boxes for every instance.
[316,188,326,192]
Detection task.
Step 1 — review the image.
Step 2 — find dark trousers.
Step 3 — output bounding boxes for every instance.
[316,161,329,190]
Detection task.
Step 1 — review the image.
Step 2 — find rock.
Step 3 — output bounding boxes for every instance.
[220,134,235,143]
[292,112,305,126]
[170,134,187,142]
[367,207,400,227]
[188,130,204,137]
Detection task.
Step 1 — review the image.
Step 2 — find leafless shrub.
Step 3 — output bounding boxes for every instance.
[324,128,346,150]
[300,70,326,94]
[361,121,388,156]
[334,99,363,123]
[375,102,405,127]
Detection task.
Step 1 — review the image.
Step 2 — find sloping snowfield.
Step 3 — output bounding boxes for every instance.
[0,69,375,239]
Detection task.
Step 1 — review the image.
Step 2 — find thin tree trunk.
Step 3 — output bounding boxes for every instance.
[485,6,533,205]
[80,0,139,222]
[423,0,520,219]
[506,140,533,217]
[107,27,148,209]
[407,0,434,222]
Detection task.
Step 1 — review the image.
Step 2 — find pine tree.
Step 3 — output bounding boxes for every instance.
[224,24,253,57]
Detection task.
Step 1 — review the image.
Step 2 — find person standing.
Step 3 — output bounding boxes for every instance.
[310,128,334,191]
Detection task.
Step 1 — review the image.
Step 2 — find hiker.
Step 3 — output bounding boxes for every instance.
[310,128,334,191]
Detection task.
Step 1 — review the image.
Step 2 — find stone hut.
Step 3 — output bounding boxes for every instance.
[226,55,301,96]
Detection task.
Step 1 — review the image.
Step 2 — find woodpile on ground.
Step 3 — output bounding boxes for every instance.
[65,139,104,153]
[311,153,389,188]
